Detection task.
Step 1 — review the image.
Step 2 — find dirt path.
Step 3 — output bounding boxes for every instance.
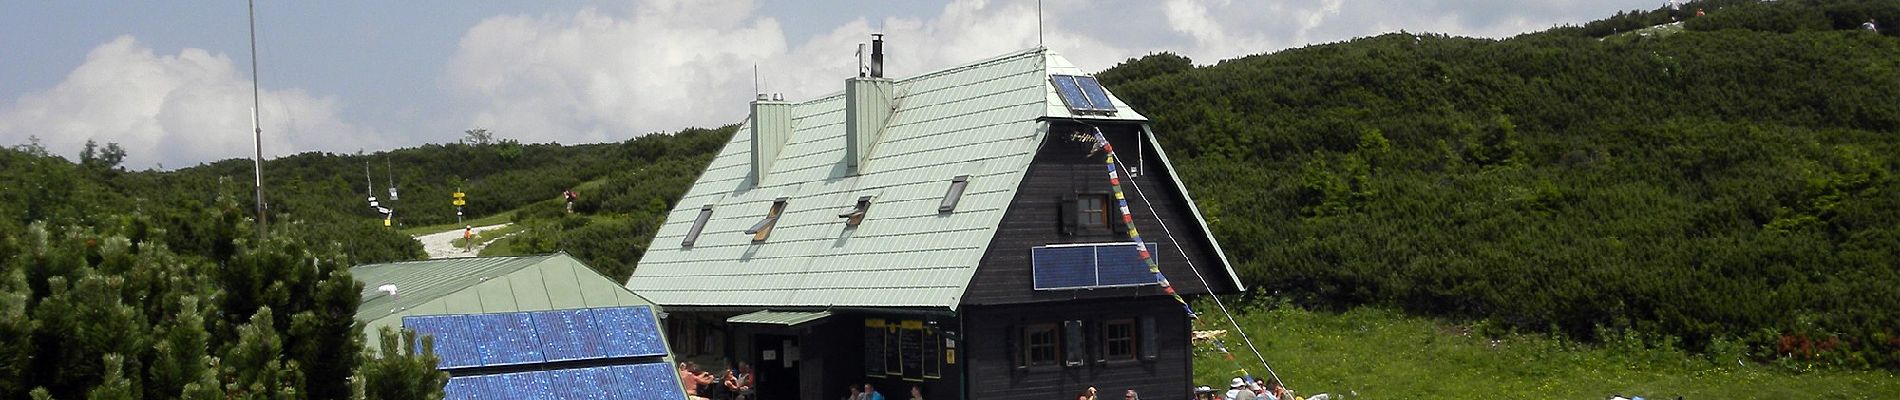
[415,223,511,259]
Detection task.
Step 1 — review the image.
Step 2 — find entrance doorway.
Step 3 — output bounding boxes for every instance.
[752,334,799,398]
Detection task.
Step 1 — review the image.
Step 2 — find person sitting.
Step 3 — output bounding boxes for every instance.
[908,384,925,400]
[1124,389,1141,400]
[1224,378,1256,400]
[844,384,862,400]
[863,383,886,400]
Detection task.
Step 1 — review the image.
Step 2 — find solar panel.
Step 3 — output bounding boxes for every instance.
[1050,74,1117,115]
[443,376,478,399]
[403,315,482,369]
[468,313,545,367]
[1095,243,1161,287]
[1032,245,1098,290]
[612,363,688,400]
[532,309,606,362]
[547,367,618,400]
[501,371,555,400]
[1051,75,1094,112]
[1075,76,1116,113]
[592,306,667,358]
[1033,243,1163,290]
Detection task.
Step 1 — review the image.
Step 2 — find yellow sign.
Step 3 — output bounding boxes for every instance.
[383,217,391,227]
[453,192,465,198]
[900,320,924,330]
[945,349,955,364]
[452,199,466,206]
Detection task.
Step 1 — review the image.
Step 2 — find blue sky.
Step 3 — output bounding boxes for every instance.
[1,0,1661,169]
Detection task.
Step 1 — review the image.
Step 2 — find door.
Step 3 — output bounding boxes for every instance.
[753,334,799,399]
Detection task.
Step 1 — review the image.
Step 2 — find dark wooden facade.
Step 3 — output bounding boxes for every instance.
[669,123,1235,400]
[965,122,1236,305]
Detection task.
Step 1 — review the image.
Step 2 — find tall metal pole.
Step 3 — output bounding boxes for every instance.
[249,0,267,240]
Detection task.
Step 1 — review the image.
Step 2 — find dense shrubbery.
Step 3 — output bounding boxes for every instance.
[0,213,444,399]
[503,126,734,282]
[1104,1,1900,368]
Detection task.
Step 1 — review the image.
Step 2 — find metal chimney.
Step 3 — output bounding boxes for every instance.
[870,33,884,78]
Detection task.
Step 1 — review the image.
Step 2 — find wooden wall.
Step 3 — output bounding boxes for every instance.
[964,121,1239,306]
[960,298,1193,400]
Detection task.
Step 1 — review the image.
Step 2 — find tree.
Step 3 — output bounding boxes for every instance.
[460,129,493,146]
[357,327,447,400]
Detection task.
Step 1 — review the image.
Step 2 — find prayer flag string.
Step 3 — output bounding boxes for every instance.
[1089,128,1196,319]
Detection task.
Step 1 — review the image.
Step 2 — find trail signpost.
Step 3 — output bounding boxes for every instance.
[453,190,467,224]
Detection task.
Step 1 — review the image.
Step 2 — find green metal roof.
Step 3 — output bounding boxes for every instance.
[351,253,657,346]
[626,47,1237,310]
[727,310,832,327]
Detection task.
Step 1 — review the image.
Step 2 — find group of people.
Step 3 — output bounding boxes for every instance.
[1072,386,1142,400]
[678,361,754,400]
[842,383,924,400]
[1188,377,1324,400]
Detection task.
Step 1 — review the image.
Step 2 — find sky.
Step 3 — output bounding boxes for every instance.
[0,0,1665,170]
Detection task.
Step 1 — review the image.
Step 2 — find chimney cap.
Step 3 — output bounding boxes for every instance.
[756,93,769,101]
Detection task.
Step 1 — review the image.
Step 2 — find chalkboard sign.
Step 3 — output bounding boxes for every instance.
[921,329,942,378]
[865,320,885,377]
[901,326,923,380]
[884,325,901,376]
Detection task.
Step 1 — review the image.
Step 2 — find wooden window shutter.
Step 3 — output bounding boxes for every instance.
[1063,320,1085,367]
[1006,324,1022,370]
[1139,316,1158,361]
[1091,320,1107,364]
[1057,195,1077,235]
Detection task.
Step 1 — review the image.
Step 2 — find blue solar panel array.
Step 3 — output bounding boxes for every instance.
[1050,74,1117,115]
[1032,243,1162,290]
[403,306,668,370]
[442,364,685,400]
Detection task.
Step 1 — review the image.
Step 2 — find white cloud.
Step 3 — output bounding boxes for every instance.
[0,35,379,169]
[441,0,1154,145]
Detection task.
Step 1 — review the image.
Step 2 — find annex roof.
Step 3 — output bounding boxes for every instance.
[627,48,1211,310]
[352,253,656,345]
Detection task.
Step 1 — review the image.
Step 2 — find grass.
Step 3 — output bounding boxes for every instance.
[398,211,515,236]
[1192,302,1899,399]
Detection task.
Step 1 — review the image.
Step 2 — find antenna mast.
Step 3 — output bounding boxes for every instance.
[248,0,267,240]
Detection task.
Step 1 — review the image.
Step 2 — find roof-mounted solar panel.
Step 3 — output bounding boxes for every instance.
[1075,76,1115,112]
[592,306,668,358]
[1051,74,1117,115]
[403,315,482,369]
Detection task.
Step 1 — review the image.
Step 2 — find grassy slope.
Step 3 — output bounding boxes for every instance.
[1194,304,1900,399]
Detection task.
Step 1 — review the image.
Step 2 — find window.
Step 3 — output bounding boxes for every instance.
[838,196,872,227]
[1023,324,1059,366]
[744,197,788,242]
[681,205,713,247]
[1077,195,1112,233]
[939,175,969,213]
[1104,319,1136,361]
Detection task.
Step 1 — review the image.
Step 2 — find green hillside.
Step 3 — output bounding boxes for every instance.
[1105,0,1900,368]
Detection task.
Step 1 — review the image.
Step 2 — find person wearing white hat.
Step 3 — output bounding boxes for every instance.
[1224,378,1256,400]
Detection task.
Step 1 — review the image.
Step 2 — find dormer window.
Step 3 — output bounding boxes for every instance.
[681,205,714,247]
[838,196,872,227]
[939,175,969,213]
[745,197,789,242]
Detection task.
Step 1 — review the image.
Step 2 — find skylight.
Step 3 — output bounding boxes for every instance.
[681,205,713,247]
[838,196,873,227]
[745,197,789,242]
[939,175,970,213]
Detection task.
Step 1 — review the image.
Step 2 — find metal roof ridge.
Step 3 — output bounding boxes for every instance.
[783,46,1049,106]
